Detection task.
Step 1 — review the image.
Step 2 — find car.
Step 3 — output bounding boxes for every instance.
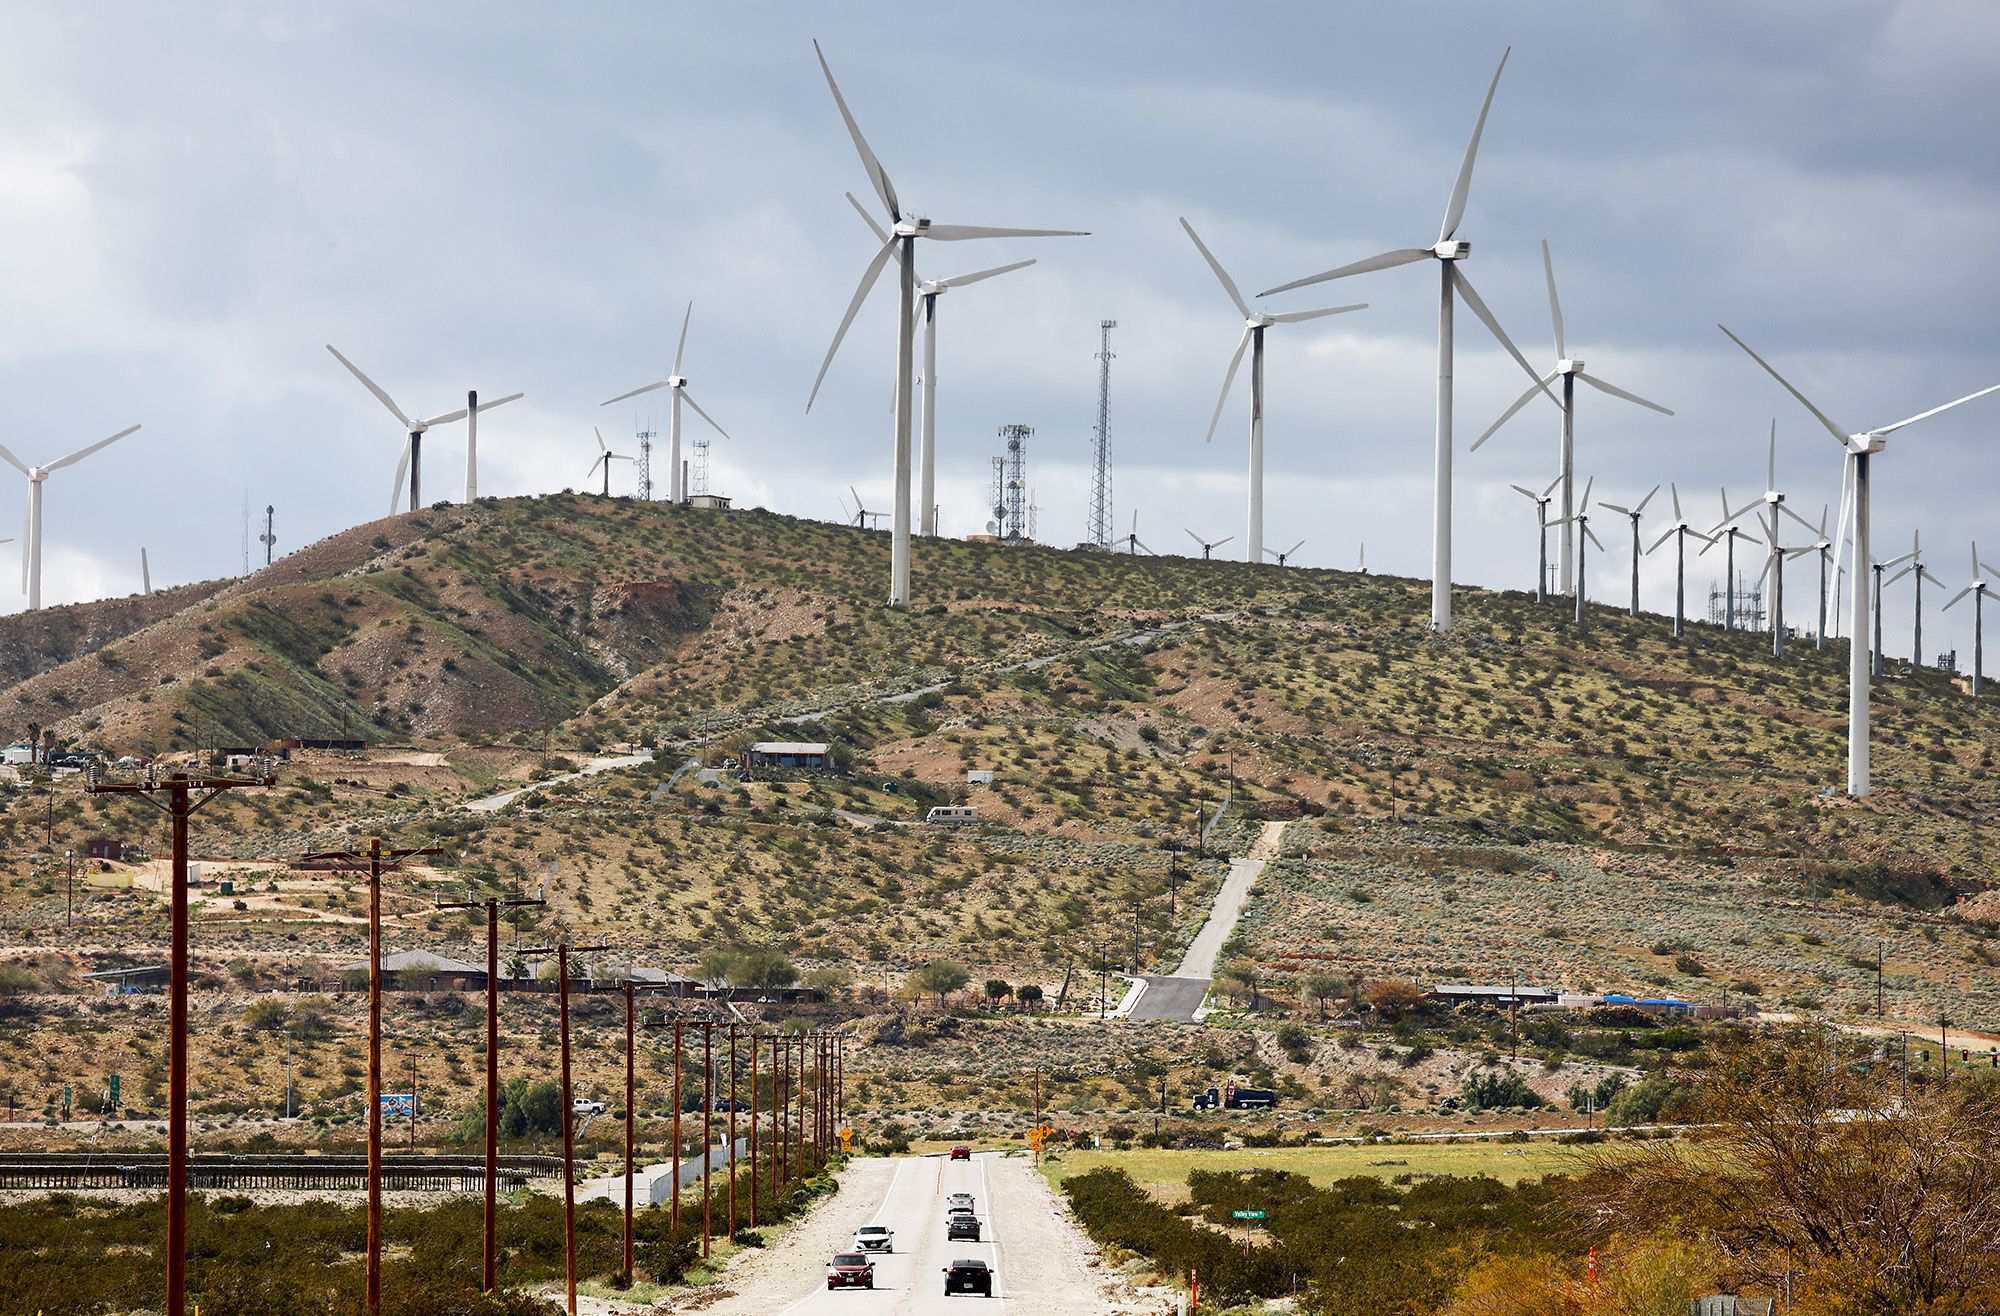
[852,1224,894,1254]
[571,1098,606,1117]
[942,1259,993,1296]
[947,1215,981,1242]
[946,1192,975,1210]
[949,1144,972,1161]
[826,1253,875,1290]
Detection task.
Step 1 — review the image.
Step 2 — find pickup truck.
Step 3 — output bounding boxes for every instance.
[571,1097,607,1117]
[852,1224,894,1254]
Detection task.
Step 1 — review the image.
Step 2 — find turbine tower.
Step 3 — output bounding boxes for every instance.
[586,428,633,498]
[1090,321,1116,550]
[1715,422,1818,655]
[808,40,1085,608]
[1474,240,1672,595]
[1185,529,1233,561]
[1180,218,1364,562]
[325,346,520,514]
[0,423,141,611]
[1788,505,1834,650]
[1264,539,1305,567]
[1551,477,1603,628]
[602,303,733,506]
[1597,484,1660,617]
[1509,474,1561,602]
[1259,49,1551,631]
[1721,324,2000,797]
[1942,545,1998,696]
[1705,490,1760,633]
[1884,530,1945,675]
[1644,485,1714,640]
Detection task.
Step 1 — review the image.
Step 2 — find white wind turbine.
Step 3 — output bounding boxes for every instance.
[1509,474,1562,601]
[1180,218,1365,562]
[849,194,1035,538]
[601,302,732,505]
[1263,539,1306,567]
[0,424,141,611]
[325,346,521,514]
[1783,504,1835,650]
[1185,529,1234,561]
[1597,484,1660,617]
[1883,530,1946,676]
[585,428,632,498]
[841,487,887,531]
[1715,422,1819,655]
[140,546,152,597]
[1720,324,2000,796]
[1550,477,1603,628]
[1704,490,1761,633]
[1643,484,1714,640]
[1473,240,1672,595]
[1941,545,1999,696]
[1119,511,1154,556]
[808,40,1086,608]
[1259,49,1552,631]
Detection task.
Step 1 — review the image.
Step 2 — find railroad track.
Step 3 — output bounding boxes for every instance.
[0,1151,563,1192]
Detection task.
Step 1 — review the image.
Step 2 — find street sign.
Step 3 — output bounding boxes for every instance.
[1231,1209,1265,1220]
[107,1074,120,1105]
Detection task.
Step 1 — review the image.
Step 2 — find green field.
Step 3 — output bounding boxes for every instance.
[1039,1137,1636,1195]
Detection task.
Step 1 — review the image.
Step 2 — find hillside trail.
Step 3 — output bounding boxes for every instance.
[1126,819,1289,1024]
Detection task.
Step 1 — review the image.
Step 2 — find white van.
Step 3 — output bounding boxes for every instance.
[926,805,978,826]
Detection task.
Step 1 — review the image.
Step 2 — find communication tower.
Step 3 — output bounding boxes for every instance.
[990,424,1031,543]
[1088,320,1116,548]
[692,436,711,497]
[635,417,657,501]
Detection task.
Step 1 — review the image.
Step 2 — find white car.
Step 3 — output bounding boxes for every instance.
[571,1097,606,1117]
[946,1193,975,1210]
[852,1224,894,1253]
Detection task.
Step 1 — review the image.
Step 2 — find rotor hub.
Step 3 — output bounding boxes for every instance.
[893,218,927,238]
[1849,433,1887,455]
[1557,358,1583,375]
[1432,240,1470,261]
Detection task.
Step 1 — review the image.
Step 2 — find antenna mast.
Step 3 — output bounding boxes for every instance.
[259,505,277,567]
[1088,320,1116,549]
[691,436,711,498]
[995,424,1031,543]
[240,491,250,577]
[635,417,657,501]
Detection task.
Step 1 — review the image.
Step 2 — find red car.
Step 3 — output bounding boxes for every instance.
[949,1144,972,1161]
[826,1253,875,1290]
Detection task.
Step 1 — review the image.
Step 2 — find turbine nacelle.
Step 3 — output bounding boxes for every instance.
[892,217,930,238]
[1556,358,1584,376]
[1432,240,1471,261]
[1848,433,1889,455]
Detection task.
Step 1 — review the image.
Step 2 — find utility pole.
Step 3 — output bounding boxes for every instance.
[702,1020,713,1257]
[433,889,544,1292]
[1877,942,1885,1019]
[408,1053,419,1153]
[623,982,637,1281]
[670,1019,683,1234]
[86,767,271,1316]
[749,1029,760,1227]
[65,849,74,925]
[303,838,440,1316]
[797,1032,810,1173]
[727,1022,739,1240]
[516,941,607,1316]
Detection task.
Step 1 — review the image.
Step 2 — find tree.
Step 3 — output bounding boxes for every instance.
[1299,971,1344,1020]
[698,947,742,991]
[1016,984,1044,1013]
[804,965,852,999]
[25,722,39,765]
[1363,977,1427,1023]
[729,948,798,994]
[909,960,970,1008]
[984,979,1013,1008]
[1218,958,1260,1009]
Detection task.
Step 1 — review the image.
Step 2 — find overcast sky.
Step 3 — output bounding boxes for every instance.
[3,1,1997,665]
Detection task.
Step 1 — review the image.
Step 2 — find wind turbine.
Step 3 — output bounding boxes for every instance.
[140,546,152,597]
[1185,529,1234,561]
[601,302,733,505]
[1180,218,1365,562]
[1867,544,1918,678]
[1263,539,1306,567]
[1704,490,1761,633]
[1645,484,1713,639]
[1720,323,2000,796]
[1715,422,1818,654]
[848,195,1035,538]
[1597,484,1660,617]
[1474,241,1673,596]
[1789,505,1834,649]
[1550,477,1603,628]
[325,346,521,514]
[585,428,632,498]
[808,39,1086,609]
[1357,543,1368,575]
[841,487,887,531]
[1258,49,1552,631]
[0,424,141,611]
[1884,531,1946,676]
[1941,545,1999,696]
[1509,475,1562,602]
[1119,511,1154,555]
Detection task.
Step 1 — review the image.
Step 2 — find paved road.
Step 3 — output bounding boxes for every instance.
[1125,976,1208,1022]
[682,1152,1150,1315]
[463,750,654,813]
[1127,820,1290,1023]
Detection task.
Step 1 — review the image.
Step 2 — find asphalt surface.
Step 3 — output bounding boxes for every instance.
[1124,976,1208,1022]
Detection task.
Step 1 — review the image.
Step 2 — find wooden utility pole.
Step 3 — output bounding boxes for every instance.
[670,1019,683,1233]
[749,1030,760,1227]
[517,942,607,1316]
[433,890,543,1293]
[797,1033,810,1172]
[90,768,270,1316]
[701,1020,713,1256]
[623,981,637,1281]
[773,1032,787,1185]
[726,1023,739,1239]
[301,836,438,1316]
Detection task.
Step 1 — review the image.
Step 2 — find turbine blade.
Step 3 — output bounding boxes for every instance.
[473,392,523,414]
[603,380,672,407]
[673,302,693,377]
[1574,371,1672,416]
[1717,325,1848,446]
[1205,328,1253,444]
[1257,247,1430,298]
[847,191,890,244]
[1635,484,1661,514]
[921,223,1087,241]
[596,426,608,452]
[1671,482,1683,523]
[1943,585,1973,611]
[936,258,1036,290]
[807,235,899,413]
[814,40,898,221]
[1440,48,1510,242]
[1780,503,1817,533]
[1541,238,1565,359]
[1510,484,1539,500]
[1179,217,1250,318]
[680,390,732,441]
[0,441,28,477]
[1880,548,1916,570]
[1471,373,1557,452]
[1452,269,1557,401]
[327,345,413,428]
[1578,476,1594,509]
[1583,522,1606,552]
[586,454,606,479]
[1647,526,1677,554]
[390,440,411,516]
[1285,539,1305,556]
[1883,565,1912,587]
[422,408,470,428]
[43,424,142,473]
[1542,473,1562,498]
[1598,502,1632,516]
[1267,302,1367,325]
[1214,536,1234,549]
[1872,381,2000,436]
[1184,529,1204,549]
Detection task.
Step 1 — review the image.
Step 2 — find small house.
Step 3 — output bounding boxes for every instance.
[336,948,487,991]
[84,837,125,862]
[687,494,732,510]
[746,741,831,771]
[1430,983,1558,1008]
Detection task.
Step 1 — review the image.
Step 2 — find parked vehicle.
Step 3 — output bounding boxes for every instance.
[947,1214,981,1242]
[852,1224,894,1254]
[927,805,978,826]
[571,1097,606,1117]
[1192,1083,1277,1110]
[826,1253,876,1290]
[942,1259,993,1296]
[949,1144,972,1160]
